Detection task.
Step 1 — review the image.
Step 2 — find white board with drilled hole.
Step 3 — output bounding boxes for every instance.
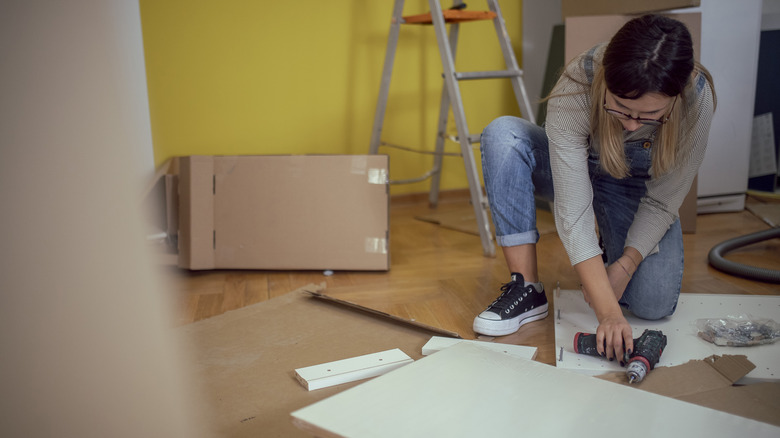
[294,348,413,391]
[553,290,780,383]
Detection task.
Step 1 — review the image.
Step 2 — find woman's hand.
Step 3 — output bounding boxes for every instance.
[596,311,634,362]
[574,255,635,363]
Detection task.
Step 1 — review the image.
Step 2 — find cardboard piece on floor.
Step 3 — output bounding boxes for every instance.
[553,289,780,383]
[290,342,780,437]
[177,154,390,271]
[175,284,436,438]
[294,348,413,391]
[421,336,537,360]
[596,355,780,427]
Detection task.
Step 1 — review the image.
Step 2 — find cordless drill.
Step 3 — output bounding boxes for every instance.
[573,329,667,384]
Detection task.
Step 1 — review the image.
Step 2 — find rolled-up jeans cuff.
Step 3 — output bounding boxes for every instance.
[496,230,540,247]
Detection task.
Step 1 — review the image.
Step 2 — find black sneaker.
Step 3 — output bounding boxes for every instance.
[473,273,549,336]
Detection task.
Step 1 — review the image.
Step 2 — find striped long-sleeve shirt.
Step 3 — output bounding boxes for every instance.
[545,43,715,266]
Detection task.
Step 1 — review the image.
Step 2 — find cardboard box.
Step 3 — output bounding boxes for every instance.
[562,0,699,19]
[564,13,701,233]
[177,155,390,271]
[564,13,701,64]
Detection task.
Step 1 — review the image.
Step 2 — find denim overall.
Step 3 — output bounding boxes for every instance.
[480,50,683,320]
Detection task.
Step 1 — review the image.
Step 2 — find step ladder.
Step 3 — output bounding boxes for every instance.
[369,0,535,257]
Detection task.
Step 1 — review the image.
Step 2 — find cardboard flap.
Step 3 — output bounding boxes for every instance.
[212,155,389,270]
[178,156,215,270]
[703,354,756,384]
[596,355,757,399]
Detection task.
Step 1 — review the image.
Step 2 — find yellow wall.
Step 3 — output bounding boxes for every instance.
[140,1,524,195]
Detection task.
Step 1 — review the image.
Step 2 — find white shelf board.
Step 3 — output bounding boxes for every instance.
[294,348,413,391]
[421,336,537,359]
[291,342,780,437]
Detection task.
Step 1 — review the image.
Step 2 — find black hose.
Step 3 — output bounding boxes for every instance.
[708,227,780,283]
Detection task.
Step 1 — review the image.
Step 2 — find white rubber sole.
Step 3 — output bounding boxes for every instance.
[472,303,549,337]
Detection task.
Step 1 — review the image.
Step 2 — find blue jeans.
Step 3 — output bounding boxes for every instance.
[481,116,683,320]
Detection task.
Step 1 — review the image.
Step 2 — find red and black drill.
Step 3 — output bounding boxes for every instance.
[573,329,667,384]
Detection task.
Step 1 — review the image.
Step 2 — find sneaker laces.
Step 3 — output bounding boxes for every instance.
[486,277,530,313]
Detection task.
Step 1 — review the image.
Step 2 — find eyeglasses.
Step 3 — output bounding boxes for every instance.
[603,93,677,126]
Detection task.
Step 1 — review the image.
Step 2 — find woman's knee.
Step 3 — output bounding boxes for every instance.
[485,114,536,137]
[481,116,539,160]
[622,270,682,320]
[629,298,678,320]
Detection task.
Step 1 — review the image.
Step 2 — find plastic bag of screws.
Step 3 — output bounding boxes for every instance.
[695,315,780,347]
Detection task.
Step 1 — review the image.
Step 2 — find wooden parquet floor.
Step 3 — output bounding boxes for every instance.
[158,193,780,365]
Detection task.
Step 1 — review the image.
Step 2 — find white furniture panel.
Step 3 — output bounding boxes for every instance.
[292,342,780,437]
[554,289,780,383]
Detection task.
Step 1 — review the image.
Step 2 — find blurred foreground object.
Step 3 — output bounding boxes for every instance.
[0,1,208,437]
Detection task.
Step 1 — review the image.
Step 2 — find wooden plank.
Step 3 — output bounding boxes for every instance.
[295,348,413,391]
[422,336,537,360]
[304,289,463,339]
[291,343,780,437]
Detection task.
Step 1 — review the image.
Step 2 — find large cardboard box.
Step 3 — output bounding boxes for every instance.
[178,155,390,271]
[562,0,699,19]
[564,13,701,65]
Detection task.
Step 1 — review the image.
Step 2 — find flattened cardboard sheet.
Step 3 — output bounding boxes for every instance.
[175,284,435,437]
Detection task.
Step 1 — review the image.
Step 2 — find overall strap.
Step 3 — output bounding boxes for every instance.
[583,45,600,85]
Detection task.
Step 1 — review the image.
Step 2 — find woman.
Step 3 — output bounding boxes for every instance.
[473,15,716,362]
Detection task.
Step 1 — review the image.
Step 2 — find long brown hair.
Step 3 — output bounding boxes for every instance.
[553,15,716,179]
